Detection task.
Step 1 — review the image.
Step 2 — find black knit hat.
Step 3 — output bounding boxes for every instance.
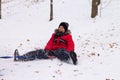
[59,22,69,32]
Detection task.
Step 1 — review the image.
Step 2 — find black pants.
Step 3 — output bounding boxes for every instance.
[17,48,70,61]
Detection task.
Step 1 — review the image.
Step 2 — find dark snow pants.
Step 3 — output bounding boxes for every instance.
[17,48,70,61]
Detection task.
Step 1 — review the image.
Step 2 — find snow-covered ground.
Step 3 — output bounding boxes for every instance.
[0,0,120,80]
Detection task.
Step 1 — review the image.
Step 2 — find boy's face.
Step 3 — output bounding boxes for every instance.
[58,26,65,33]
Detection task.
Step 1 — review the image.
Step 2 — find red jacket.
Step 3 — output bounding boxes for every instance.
[44,29,75,52]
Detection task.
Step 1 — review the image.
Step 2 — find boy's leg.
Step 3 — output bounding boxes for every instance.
[14,49,49,61]
[36,49,49,59]
[14,50,37,61]
[54,48,70,62]
[21,50,37,61]
[54,48,78,65]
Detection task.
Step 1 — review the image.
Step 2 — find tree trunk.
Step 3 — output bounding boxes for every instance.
[0,0,1,19]
[91,0,100,18]
[97,0,100,5]
[49,0,53,21]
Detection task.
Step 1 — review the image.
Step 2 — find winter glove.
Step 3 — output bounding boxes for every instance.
[70,51,78,65]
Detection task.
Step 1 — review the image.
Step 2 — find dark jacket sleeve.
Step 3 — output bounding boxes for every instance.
[44,33,55,50]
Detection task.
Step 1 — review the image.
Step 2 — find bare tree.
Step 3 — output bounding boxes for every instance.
[49,0,53,21]
[91,0,100,18]
[0,0,1,19]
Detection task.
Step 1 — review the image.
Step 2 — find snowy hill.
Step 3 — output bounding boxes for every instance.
[0,0,120,80]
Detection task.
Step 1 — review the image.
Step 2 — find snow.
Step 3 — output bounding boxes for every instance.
[0,0,120,80]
